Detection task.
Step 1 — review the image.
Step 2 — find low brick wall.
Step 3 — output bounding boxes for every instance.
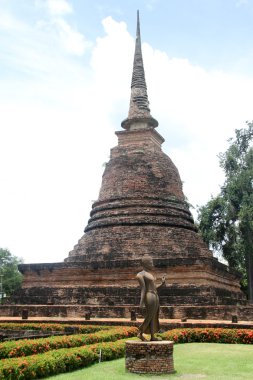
[125,340,174,374]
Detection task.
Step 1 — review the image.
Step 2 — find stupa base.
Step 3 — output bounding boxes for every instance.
[1,304,253,321]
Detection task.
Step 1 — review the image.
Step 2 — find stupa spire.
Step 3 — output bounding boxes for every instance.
[121,10,158,130]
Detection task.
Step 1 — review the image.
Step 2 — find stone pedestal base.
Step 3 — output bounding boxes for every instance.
[125,340,174,374]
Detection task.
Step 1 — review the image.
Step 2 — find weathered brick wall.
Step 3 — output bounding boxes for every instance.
[2,304,253,320]
[8,282,246,307]
[67,225,211,262]
[98,129,185,203]
[125,340,174,374]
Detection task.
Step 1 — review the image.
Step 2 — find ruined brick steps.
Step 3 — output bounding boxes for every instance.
[66,225,214,262]
[8,284,246,307]
[18,257,242,290]
[1,304,253,321]
[85,196,196,232]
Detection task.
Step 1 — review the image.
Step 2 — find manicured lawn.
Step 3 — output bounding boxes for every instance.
[50,343,253,380]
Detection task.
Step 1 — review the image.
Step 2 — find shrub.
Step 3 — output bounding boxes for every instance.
[0,339,128,379]
[0,326,138,359]
[161,328,253,344]
[0,322,110,333]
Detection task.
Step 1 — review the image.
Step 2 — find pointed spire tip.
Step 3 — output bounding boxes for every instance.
[121,11,158,130]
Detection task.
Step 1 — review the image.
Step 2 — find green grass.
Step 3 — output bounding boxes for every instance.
[49,343,253,380]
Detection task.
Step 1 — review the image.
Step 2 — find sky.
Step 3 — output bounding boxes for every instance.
[1,0,253,264]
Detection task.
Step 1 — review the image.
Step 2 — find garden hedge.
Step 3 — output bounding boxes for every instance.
[0,323,110,333]
[1,325,253,380]
[0,339,128,380]
[161,328,253,344]
[0,326,138,359]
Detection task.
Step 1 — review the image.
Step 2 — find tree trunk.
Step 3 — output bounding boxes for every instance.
[241,223,253,303]
[246,252,253,303]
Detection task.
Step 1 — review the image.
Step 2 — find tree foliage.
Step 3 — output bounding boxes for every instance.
[197,122,253,301]
[0,248,23,297]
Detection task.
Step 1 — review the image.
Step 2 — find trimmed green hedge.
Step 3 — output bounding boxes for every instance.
[0,339,127,380]
[0,322,110,333]
[0,326,138,358]
[161,328,253,344]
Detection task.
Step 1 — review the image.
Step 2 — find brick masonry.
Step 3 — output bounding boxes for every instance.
[3,125,253,320]
[125,340,175,374]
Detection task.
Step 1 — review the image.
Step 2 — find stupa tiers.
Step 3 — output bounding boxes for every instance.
[3,12,253,320]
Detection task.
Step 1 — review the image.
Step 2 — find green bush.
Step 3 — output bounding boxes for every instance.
[0,322,110,333]
[0,339,128,379]
[161,328,253,344]
[0,326,138,358]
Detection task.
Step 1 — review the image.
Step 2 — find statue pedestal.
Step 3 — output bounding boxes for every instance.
[125,340,175,374]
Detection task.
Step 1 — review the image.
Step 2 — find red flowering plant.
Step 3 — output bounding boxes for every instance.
[0,322,110,333]
[0,338,129,379]
[0,326,138,359]
[160,328,253,344]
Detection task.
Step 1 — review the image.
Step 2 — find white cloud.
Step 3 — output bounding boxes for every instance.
[0,10,26,30]
[46,0,73,15]
[0,7,111,263]
[90,17,133,113]
[35,0,88,56]
[52,18,90,55]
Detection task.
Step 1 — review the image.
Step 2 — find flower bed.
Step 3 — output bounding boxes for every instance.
[0,323,110,333]
[0,339,128,380]
[1,326,253,379]
[0,326,138,359]
[161,328,253,344]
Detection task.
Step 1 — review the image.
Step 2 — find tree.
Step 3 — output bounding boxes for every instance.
[197,122,253,302]
[0,248,23,299]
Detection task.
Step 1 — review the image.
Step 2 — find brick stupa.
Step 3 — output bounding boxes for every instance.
[3,12,253,320]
